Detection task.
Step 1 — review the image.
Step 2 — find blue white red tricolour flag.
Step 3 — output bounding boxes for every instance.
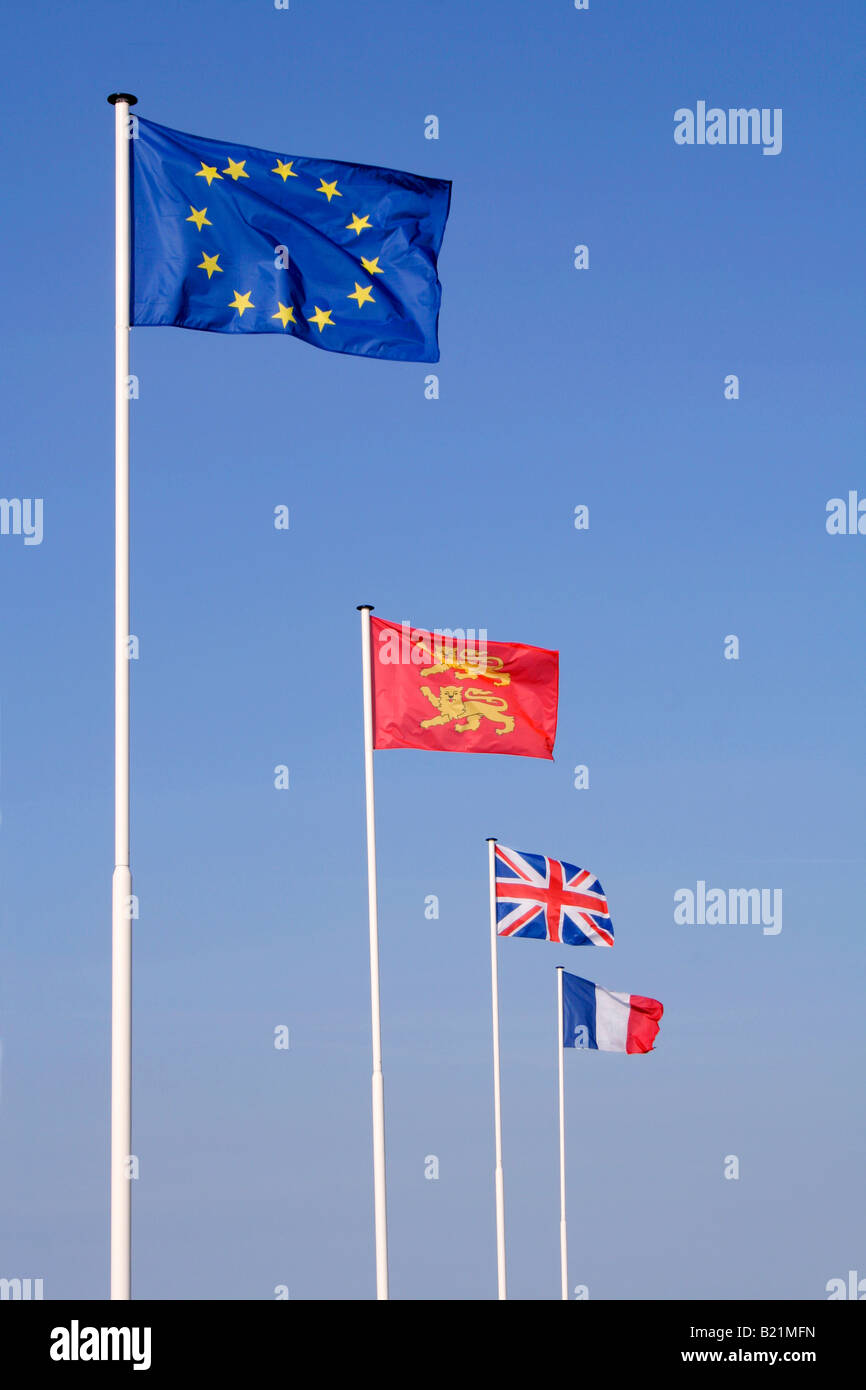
[561,972,663,1054]
[494,845,613,946]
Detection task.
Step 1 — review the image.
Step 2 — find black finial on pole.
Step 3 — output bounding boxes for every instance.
[107,93,138,106]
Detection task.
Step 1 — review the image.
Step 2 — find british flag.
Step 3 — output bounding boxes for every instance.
[494,844,613,947]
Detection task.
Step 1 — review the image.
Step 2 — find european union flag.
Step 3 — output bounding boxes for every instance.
[131,117,451,362]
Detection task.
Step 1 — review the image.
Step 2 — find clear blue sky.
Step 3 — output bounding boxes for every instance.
[1,0,863,1300]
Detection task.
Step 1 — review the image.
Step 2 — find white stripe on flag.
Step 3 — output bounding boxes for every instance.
[594,986,631,1051]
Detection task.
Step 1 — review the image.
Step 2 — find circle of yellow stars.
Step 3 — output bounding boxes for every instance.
[186,154,388,332]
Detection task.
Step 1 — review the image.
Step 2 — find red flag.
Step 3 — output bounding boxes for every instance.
[370,618,559,759]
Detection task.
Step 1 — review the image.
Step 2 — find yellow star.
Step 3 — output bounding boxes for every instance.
[307,305,334,332]
[186,205,212,231]
[316,178,342,202]
[346,213,372,236]
[195,162,222,185]
[229,290,255,317]
[348,282,375,308]
[272,159,298,181]
[222,158,250,181]
[271,302,296,328]
[360,256,384,276]
[197,252,223,279]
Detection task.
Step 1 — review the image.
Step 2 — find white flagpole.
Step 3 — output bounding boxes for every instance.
[486,837,507,1299]
[557,965,568,1301]
[107,90,137,1301]
[358,604,389,1299]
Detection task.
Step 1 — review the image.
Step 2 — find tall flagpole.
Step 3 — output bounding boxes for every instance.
[358,605,389,1299]
[108,91,137,1301]
[557,965,568,1301]
[486,837,507,1299]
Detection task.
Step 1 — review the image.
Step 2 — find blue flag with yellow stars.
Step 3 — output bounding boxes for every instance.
[131,116,451,363]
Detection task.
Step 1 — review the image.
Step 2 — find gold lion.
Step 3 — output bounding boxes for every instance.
[419,685,515,735]
[419,653,510,686]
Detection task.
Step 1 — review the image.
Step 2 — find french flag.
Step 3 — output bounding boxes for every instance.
[562,971,663,1054]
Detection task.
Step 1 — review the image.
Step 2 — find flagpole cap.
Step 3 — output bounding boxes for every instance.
[356,604,375,612]
[486,836,498,843]
[107,93,138,106]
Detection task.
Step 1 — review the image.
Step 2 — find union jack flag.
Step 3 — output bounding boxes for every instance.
[494,844,613,947]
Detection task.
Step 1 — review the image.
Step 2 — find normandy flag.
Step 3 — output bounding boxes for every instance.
[131,116,451,361]
[370,618,559,759]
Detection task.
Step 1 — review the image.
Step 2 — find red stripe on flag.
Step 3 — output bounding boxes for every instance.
[494,882,609,916]
[499,905,541,936]
[495,847,533,881]
[576,912,614,946]
[625,995,664,1054]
